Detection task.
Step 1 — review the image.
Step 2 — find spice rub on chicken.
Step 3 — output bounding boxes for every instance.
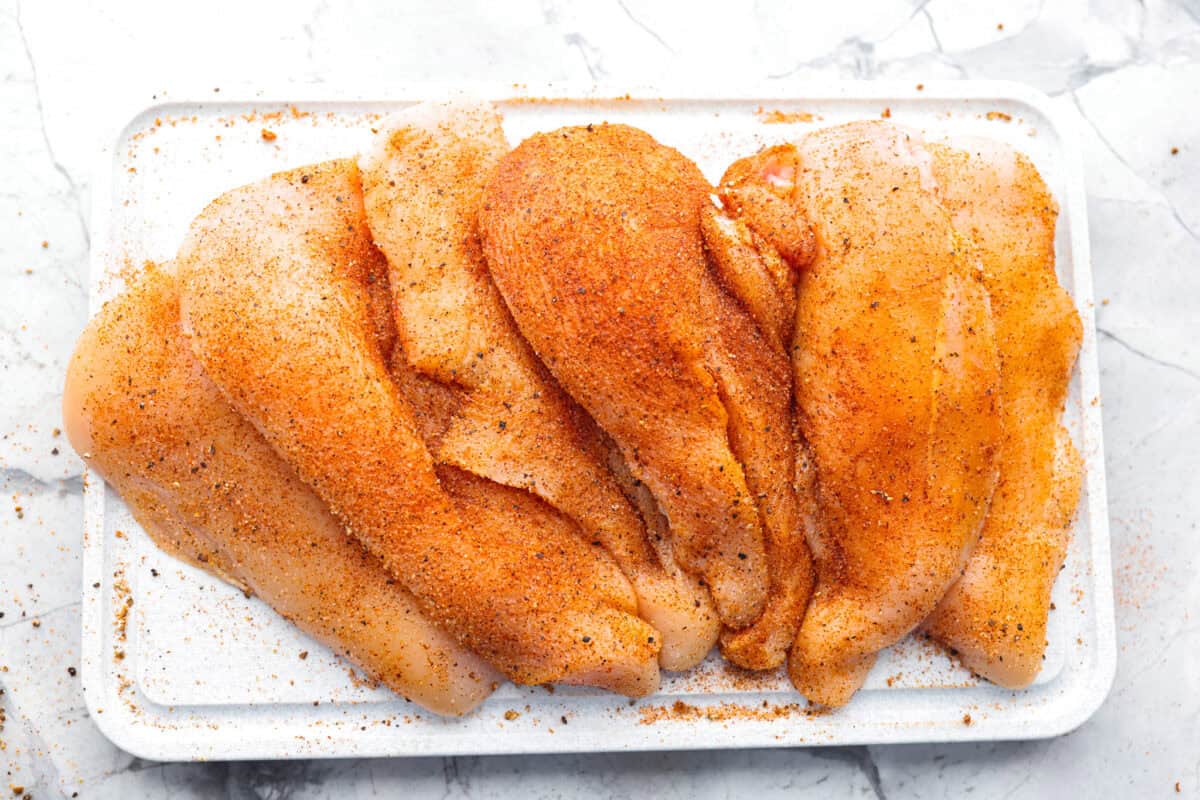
[63,262,500,716]
[176,159,661,696]
[921,139,1083,689]
[65,108,1083,716]
[480,123,815,663]
[359,101,718,671]
[716,122,1003,706]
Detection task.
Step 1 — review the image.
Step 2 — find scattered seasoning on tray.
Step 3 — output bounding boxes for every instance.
[755,107,819,124]
[638,699,812,725]
[1171,147,1179,155]
[344,666,378,689]
[986,111,1013,122]
[962,713,973,725]
[504,709,521,721]
[881,107,891,119]
[113,570,133,648]
[261,128,278,142]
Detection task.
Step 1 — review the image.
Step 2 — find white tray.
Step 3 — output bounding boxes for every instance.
[81,82,1115,761]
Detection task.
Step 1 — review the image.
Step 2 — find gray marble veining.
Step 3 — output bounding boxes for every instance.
[2,0,1197,796]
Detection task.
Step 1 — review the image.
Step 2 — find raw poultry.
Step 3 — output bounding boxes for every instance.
[921,139,1083,688]
[715,121,1004,706]
[64,106,1083,715]
[63,262,499,716]
[479,123,814,672]
[176,158,660,696]
[359,101,718,671]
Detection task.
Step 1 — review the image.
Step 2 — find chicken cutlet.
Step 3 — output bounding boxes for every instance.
[68,103,1078,716]
[359,101,718,670]
[176,159,661,695]
[63,262,499,716]
[717,121,1003,705]
[921,139,1083,688]
[480,124,814,649]
[697,207,816,669]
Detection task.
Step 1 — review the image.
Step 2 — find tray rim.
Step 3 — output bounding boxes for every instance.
[80,80,1116,761]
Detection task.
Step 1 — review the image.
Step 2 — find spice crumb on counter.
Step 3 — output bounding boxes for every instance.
[261,128,278,142]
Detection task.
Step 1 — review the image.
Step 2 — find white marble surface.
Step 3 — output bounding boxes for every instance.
[1,0,1197,796]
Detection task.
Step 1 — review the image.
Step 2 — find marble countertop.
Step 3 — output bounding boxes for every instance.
[2,0,1197,796]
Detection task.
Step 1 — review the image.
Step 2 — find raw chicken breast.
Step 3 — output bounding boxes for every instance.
[63,262,499,716]
[360,101,718,670]
[177,159,660,695]
[922,139,1083,688]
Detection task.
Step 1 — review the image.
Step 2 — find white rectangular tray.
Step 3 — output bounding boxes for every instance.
[81,82,1115,761]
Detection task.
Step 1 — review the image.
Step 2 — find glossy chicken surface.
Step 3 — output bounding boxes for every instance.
[176,159,660,695]
[65,110,1084,716]
[719,122,1004,705]
[921,140,1084,688]
[480,124,814,665]
[359,101,718,670]
[697,207,816,669]
[62,263,499,715]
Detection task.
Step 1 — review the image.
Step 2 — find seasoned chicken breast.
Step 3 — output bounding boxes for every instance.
[698,206,816,669]
[360,101,718,670]
[176,159,660,695]
[481,124,814,657]
[66,102,1069,716]
[63,262,499,716]
[922,140,1083,688]
[718,122,1003,705]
